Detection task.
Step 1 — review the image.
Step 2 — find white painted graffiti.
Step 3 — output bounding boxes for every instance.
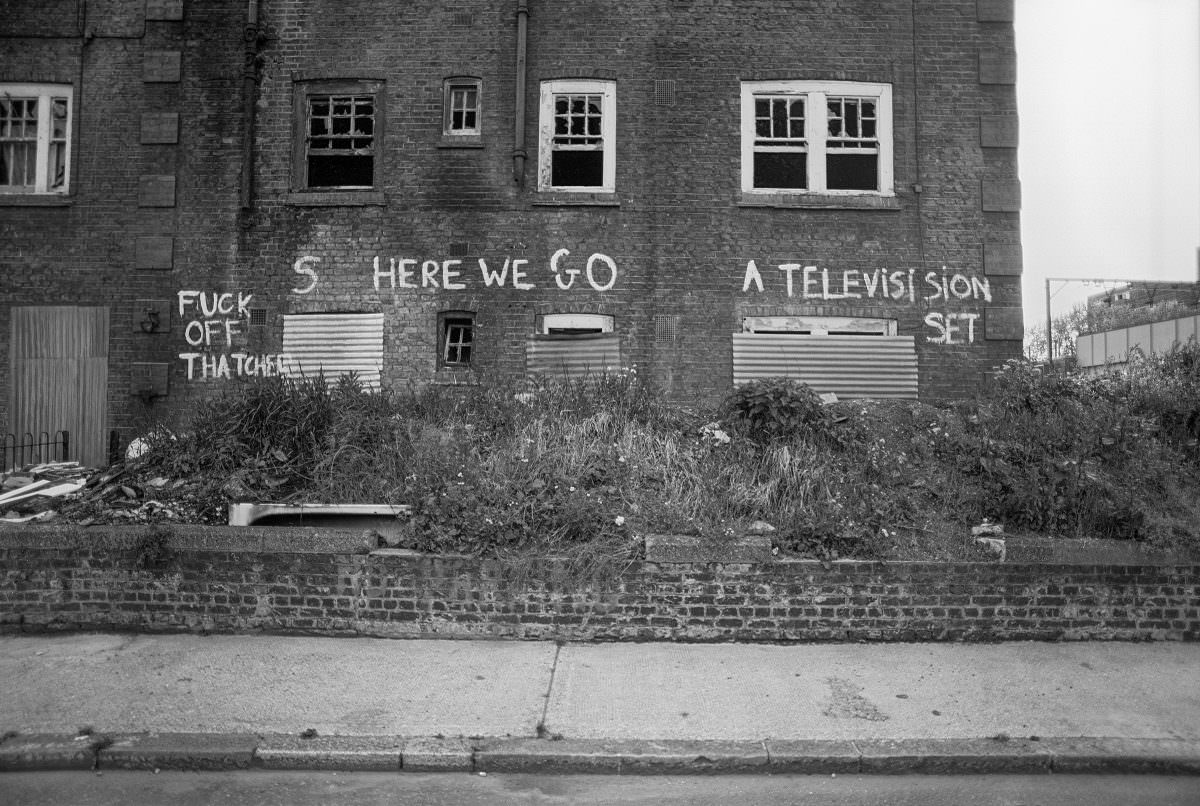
[740,262,991,304]
[371,249,618,292]
[741,261,991,344]
[924,312,980,345]
[176,289,290,381]
[178,290,252,347]
[178,351,292,380]
[292,256,320,294]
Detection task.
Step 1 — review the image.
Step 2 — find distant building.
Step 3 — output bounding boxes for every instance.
[1086,279,1200,316]
[1,0,1024,465]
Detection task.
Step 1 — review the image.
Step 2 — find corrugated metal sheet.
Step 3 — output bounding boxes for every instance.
[9,306,109,467]
[732,333,918,399]
[526,333,621,378]
[1076,314,1200,368]
[281,313,384,390]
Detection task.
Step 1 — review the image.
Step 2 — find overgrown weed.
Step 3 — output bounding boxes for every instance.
[131,355,1200,559]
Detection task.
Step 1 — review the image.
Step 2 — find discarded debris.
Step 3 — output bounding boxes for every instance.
[0,461,91,523]
[970,521,1006,561]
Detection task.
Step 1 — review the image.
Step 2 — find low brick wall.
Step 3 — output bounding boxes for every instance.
[1,527,1197,641]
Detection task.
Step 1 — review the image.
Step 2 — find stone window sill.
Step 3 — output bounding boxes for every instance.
[0,194,73,207]
[437,135,484,149]
[432,369,480,386]
[286,190,387,207]
[737,192,900,210]
[532,191,620,207]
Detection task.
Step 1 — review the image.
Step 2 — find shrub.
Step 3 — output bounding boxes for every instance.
[721,379,834,444]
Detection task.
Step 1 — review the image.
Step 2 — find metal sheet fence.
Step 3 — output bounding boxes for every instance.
[1077,314,1200,369]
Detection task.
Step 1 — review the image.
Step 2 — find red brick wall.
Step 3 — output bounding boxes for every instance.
[2,0,1024,440]
[2,529,1195,641]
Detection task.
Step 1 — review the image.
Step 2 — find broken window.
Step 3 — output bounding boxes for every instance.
[753,95,806,189]
[825,96,878,190]
[443,78,481,136]
[439,311,475,368]
[741,81,892,195]
[539,80,615,192]
[294,80,383,190]
[0,84,71,194]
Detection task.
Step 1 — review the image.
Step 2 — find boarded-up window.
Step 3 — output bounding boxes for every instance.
[527,333,621,378]
[732,325,917,399]
[281,313,384,390]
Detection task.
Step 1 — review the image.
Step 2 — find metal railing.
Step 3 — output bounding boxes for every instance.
[2,430,70,473]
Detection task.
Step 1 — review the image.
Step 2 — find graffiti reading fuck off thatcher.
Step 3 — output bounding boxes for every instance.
[176,290,290,380]
[741,261,991,345]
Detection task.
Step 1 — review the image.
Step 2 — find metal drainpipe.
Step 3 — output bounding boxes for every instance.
[512,0,528,186]
[240,0,260,210]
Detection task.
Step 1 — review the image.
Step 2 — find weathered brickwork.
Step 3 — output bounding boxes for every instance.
[0,0,246,454]
[1,530,1195,641]
[2,0,1024,447]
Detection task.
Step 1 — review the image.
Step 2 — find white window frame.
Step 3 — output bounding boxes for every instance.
[538,79,616,193]
[742,315,897,336]
[0,83,72,194]
[740,80,893,196]
[443,78,481,137]
[542,313,614,334]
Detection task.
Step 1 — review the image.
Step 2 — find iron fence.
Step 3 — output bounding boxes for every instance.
[2,430,70,473]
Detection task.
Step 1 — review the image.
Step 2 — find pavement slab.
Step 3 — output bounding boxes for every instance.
[2,634,1199,776]
[0,634,556,737]
[542,642,1200,741]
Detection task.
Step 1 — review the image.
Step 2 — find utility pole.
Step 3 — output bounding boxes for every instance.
[1043,276,1137,370]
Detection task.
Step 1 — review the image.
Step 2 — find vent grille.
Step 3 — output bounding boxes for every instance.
[654,79,676,105]
[248,308,268,328]
[448,242,478,257]
[654,314,679,343]
[451,12,473,25]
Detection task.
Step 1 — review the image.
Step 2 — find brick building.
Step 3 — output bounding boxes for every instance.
[1,0,1024,467]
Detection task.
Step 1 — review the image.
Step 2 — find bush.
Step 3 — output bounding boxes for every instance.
[721,379,835,444]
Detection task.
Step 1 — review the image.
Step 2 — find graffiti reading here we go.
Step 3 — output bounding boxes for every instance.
[175,290,290,380]
[741,261,992,345]
[293,252,621,295]
[370,249,618,292]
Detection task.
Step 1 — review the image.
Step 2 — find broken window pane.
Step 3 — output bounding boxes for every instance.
[754,152,807,189]
[552,150,604,187]
[306,92,376,187]
[442,317,474,366]
[826,153,877,190]
[307,154,373,187]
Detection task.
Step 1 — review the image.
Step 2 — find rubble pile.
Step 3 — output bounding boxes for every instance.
[0,459,224,526]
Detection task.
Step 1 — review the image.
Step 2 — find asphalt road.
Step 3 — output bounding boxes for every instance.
[1,772,1198,806]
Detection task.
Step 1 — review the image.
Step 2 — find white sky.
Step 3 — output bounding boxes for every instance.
[1014,0,1200,324]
